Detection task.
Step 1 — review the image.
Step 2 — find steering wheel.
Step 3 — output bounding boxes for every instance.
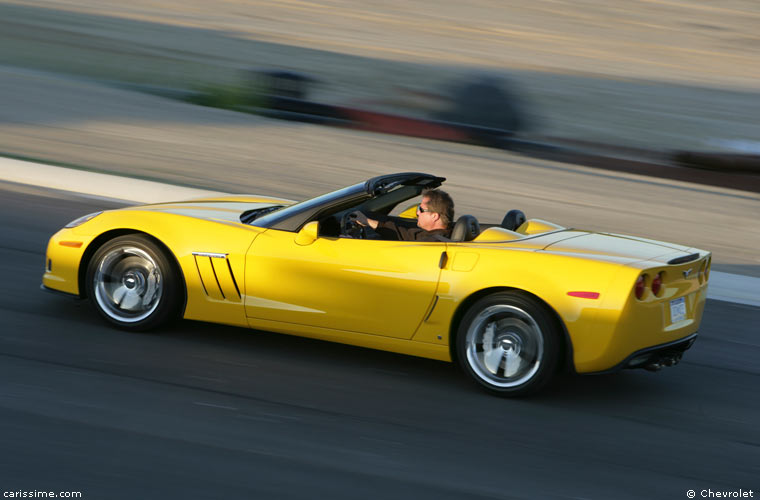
[341,211,367,239]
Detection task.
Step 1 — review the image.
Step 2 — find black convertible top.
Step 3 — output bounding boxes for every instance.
[364,172,445,195]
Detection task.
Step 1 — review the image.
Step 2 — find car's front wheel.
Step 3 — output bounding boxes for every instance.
[456,291,561,396]
[86,234,181,331]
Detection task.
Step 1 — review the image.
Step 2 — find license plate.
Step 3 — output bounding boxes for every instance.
[670,297,686,324]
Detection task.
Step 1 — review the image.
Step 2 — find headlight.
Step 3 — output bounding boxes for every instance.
[65,211,103,228]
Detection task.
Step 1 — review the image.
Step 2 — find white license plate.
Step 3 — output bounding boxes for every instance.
[670,297,686,324]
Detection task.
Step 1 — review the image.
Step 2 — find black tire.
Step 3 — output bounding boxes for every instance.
[456,291,561,396]
[85,234,182,331]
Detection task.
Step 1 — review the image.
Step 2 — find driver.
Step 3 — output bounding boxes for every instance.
[353,188,454,241]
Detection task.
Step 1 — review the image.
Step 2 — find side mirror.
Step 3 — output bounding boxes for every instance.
[294,221,319,246]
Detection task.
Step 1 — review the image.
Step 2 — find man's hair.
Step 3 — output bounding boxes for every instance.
[422,188,455,227]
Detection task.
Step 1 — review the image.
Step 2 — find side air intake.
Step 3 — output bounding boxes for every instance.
[192,252,241,302]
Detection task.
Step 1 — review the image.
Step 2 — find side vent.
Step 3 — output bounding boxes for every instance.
[192,252,241,302]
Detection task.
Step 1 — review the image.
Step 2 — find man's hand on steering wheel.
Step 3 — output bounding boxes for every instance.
[342,211,368,238]
[349,211,369,226]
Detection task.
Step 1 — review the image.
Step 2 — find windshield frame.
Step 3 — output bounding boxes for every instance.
[248,172,446,232]
[248,182,368,231]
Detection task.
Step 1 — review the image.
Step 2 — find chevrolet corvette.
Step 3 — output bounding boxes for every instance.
[42,172,710,395]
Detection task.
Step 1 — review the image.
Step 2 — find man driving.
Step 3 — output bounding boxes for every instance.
[354,188,454,241]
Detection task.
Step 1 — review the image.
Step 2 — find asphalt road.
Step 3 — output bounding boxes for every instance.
[1,183,758,500]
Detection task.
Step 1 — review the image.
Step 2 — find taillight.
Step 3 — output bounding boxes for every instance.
[635,274,647,300]
[699,261,706,284]
[651,272,663,296]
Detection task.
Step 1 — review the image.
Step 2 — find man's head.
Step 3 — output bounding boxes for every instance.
[417,188,454,231]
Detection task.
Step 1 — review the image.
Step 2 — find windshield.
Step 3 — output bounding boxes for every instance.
[248,182,366,230]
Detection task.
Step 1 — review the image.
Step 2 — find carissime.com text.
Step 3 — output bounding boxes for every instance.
[3,492,82,498]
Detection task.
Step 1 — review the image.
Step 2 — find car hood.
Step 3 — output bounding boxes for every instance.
[126,195,295,224]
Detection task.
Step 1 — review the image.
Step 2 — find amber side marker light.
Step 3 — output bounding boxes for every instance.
[567,291,600,299]
[59,241,83,248]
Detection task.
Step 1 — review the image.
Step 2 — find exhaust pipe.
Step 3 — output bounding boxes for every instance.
[645,353,682,371]
[662,355,680,367]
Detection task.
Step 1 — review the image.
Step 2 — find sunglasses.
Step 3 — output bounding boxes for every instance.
[416,204,433,214]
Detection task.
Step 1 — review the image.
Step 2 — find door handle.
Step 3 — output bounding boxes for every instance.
[438,251,448,269]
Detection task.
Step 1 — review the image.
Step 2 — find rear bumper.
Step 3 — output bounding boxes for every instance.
[590,333,698,374]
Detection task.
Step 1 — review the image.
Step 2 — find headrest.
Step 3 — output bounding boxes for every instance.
[501,209,526,231]
[451,215,480,242]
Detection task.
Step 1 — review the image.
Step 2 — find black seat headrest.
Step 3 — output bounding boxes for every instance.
[451,215,480,242]
[501,209,526,231]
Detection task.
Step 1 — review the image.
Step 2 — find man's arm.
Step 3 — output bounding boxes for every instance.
[352,212,420,240]
[350,211,378,229]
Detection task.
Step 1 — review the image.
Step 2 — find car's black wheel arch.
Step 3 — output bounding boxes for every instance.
[78,229,187,317]
[449,286,575,375]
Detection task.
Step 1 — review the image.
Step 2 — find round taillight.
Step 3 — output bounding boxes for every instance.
[651,272,663,296]
[635,274,647,300]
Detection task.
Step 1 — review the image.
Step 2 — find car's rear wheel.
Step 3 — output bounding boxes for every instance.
[456,291,561,396]
[86,234,181,331]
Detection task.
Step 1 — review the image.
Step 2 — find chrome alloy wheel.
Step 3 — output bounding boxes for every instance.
[93,246,163,323]
[465,304,544,388]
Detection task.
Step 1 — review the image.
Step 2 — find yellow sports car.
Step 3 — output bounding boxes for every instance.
[42,172,710,396]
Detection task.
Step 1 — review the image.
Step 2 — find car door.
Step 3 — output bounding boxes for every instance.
[244,228,445,339]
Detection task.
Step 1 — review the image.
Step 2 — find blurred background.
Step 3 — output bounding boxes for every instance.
[2,0,760,145]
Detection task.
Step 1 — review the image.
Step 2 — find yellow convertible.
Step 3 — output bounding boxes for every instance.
[42,173,710,395]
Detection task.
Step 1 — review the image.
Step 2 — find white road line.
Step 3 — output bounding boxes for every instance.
[708,272,760,308]
[0,156,223,203]
[3,155,759,308]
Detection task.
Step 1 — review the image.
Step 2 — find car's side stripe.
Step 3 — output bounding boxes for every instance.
[212,257,241,302]
[195,255,225,300]
[209,258,226,300]
[192,255,209,297]
[226,258,242,299]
